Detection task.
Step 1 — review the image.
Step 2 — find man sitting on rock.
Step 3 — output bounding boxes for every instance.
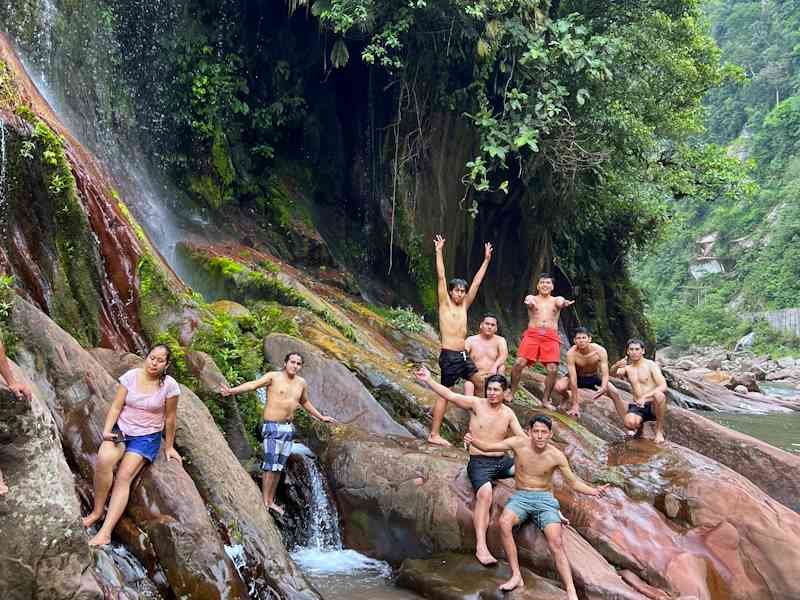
[221,352,335,517]
[416,365,523,566]
[428,234,493,446]
[0,337,32,496]
[465,415,608,596]
[554,327,622,418]
[464,313,508,397]
[613,339,668,443]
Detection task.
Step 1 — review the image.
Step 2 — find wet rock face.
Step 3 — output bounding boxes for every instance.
[397,552,567,600]
[0,379,103,600]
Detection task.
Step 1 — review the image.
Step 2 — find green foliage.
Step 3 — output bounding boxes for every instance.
[137,254,181,341]
[0,275,18,358]
[386,306,426,333]
[153,330,191,385]
[0,60,20,110]
[750,319,800,359]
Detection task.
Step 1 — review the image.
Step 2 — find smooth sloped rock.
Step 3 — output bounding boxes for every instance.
[397,552,567,600]
[11,297,249,600]
[263,333,411,437]
[0,373,103,600]
[663,367,787,413]
[322,427,649,600]
[91,349,320,600]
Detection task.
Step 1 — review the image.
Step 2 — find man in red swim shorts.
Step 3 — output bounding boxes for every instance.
[510,273,574,409]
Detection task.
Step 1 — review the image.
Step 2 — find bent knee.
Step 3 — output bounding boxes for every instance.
[513,357,528,369]
[653,391,667,404]
[476,484,493,501]
[545,363,558,373]
[624,415,641,430]
[546,531,564,551]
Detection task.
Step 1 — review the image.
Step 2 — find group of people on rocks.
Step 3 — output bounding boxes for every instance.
[0,232,667,597]
[412,234,669,594]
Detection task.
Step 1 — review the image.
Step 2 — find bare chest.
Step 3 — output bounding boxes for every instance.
[469,407,510,440]
[532,297,559,319]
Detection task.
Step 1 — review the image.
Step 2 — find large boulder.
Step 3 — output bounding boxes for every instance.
[663,367,786,414]
[91,348,320,600]
[726,371,759,393]
[10,297,249,600]
[322,427,650,600]
[263,333,411,437]
[397,553,567,599]
[0,372,103,600]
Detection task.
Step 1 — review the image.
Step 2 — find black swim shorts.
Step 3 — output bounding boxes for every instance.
[627,401,656,423]
[577,374,602,389]
[439,349,479,387]
[467,454,515,490]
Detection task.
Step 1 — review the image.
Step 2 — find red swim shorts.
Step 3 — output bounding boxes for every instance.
[518,328,560,365]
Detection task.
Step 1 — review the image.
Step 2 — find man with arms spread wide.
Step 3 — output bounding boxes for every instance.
[465,415,608,597]
[510,273,574,409]
[613,339,668,443]
[429,234,493,446]
[554,327,623,418]
[221,352,335,516]
[416,366,523,566]
[464,313,508,397]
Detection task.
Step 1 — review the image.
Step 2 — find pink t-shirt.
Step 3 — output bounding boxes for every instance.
[116,368,180,437]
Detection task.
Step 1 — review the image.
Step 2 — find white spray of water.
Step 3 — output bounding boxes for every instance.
[0,118,6,214]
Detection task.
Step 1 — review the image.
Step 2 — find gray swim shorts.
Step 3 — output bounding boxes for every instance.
[504,489,561,530]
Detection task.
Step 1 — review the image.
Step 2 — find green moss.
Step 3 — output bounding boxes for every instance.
[188,173,226,210]
[0,276,19,358]
[137,254,181,341]
[0,60,21,110]
[117,201,147,242]
[211,126,235,187]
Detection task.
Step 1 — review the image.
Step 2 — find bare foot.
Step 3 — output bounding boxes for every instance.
[499,574,524,592]
[427,434,452,447]
[567,404,580,418]
[82,512,102,528]
[475,549,498,566]
[540,400,556,411]
[654,430,666,444]
[88,532,111,546]
[268,502,285,516]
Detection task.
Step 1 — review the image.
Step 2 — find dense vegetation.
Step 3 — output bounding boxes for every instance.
[635,0,800,354]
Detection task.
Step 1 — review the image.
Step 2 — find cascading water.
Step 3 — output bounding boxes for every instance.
[286,445,422,599]
[0,117,6,214]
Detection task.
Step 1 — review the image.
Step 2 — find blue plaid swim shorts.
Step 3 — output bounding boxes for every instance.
[261,421,294,472]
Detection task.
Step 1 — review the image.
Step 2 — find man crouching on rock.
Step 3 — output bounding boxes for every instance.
[416,365,523,566]
[613,339,668,443]
[464,415,608,596]
[221,352,335,517]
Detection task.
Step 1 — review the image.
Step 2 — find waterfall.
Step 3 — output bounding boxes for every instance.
[294,451,342,551]
[0,118,6,214]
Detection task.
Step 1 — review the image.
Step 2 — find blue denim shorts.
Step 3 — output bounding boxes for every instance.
[505,489,561,530]
[113,425,162,463]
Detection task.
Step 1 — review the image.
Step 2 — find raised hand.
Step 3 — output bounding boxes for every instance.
[434,235,446,252]
[561,298,575,308]
[415,365,432,383]
[524,294,537,307]
[484,242,493,261]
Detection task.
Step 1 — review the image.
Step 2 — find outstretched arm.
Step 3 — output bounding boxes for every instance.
[0,340,31,400]
[463,431,521,453]
[300,383,336,423]
[415,366,475,411]
[556,451,608,496]
[556,296,575,309]
[434,235,448,303]
[465,242,493,307]
[220,372,272,396]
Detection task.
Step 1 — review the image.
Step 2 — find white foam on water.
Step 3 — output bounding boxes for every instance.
[290,548,391,578]
[291,442,315,456]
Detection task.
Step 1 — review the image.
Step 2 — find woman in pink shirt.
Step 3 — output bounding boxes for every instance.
[82,344,181,546]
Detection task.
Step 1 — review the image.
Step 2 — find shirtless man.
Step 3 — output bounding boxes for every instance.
[465,415,608,596]
[0,338,32,496]
[553,327,622,418]
[612,339,668,443]
[429,234,493,446]
[415,366,523,566]
[464,313,508,397]
[221,352,335,516]
[510,273,574,409]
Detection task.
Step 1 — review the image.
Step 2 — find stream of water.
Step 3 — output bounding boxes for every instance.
[289,446,423,600]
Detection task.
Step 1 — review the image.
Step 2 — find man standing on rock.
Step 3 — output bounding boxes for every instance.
[464,313,508,397]
[220,352,335,516]
[415,365,524,566]
[613,339,668,443]
[510,273,574,408]
[553,327,622,418]
[428,234,493,446]
[465,415,608,596]
[0,337,32,496]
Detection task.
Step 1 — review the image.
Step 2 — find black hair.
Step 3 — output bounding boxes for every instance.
[284,352,304,364]
[626,338,645,351]
[574,326,591,337]
[527,414,553,430]
[485,374,509,391]
[149,344,172,387]
[449,278,468,291]
[481,313,499,324]
[537,273,554,284]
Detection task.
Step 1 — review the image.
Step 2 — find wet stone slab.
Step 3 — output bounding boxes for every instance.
[397,552,567,600]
